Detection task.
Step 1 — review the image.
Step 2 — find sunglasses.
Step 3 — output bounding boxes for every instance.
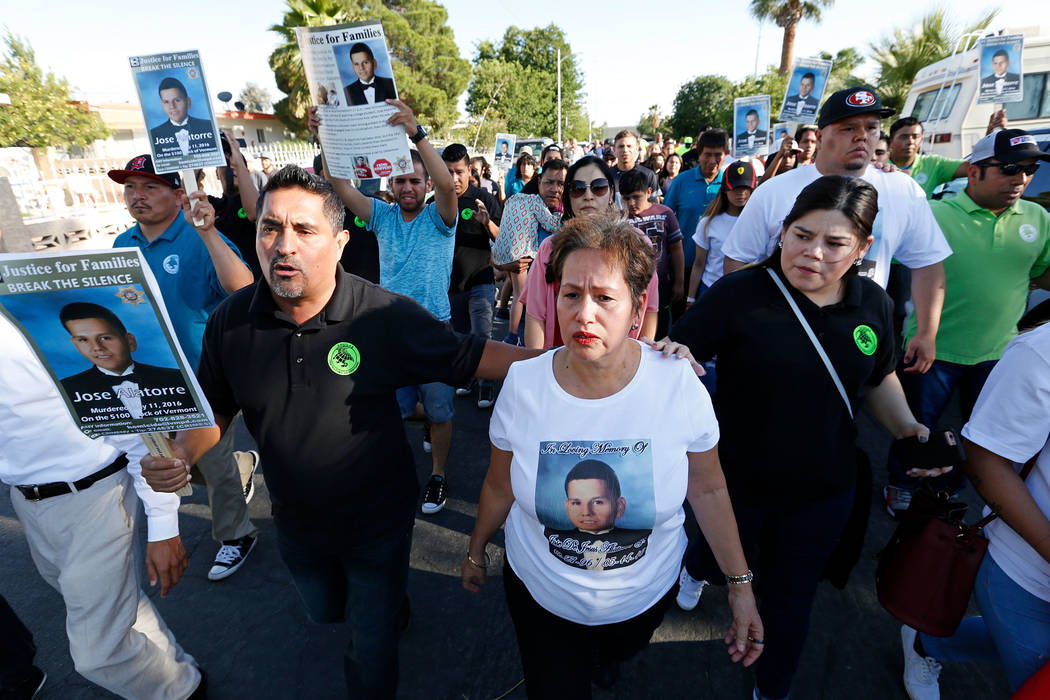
[569,178,611,198]
[977,162,1041,176]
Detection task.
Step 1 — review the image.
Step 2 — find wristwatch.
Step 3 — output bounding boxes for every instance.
[409,125,427,144]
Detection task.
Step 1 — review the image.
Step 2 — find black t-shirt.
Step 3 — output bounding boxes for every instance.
[611,163,660,198]
[670,264,896,505]
[340,207,381,284]
[450,184,502,293]
[197,268,487,534]
[210,193,261,280]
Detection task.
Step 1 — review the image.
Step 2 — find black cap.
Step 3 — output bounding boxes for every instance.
[107,154,182,189]
[967,129,1050,164]
[723,160,757,190]
[817,87,895,129]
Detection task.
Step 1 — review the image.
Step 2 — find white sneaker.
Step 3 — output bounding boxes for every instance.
[902,625,942,700]
[675,566,708,611]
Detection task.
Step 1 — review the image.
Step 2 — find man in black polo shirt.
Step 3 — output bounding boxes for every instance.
[611,129,660,197]
[441,143,503,409]
[140,165,536,699]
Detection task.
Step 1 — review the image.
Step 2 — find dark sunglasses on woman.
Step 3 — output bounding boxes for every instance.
[569,178,610,198]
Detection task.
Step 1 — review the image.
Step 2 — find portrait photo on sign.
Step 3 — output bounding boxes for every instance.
[733,96,770,157]
[136,67,219,161]
[535,440,655,572]
[494,133,517,168]
[334,39,398,107]
[978,36,1024,104]
[1,287,195,422]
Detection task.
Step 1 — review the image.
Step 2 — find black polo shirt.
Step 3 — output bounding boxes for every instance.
[670,264,896,505]
[340,207,381,284]
[450,184,502,293]
[197,268,486,534]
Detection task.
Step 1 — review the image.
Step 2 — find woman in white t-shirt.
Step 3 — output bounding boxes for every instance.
[685,160,756,306]
[902,322,1050,697]
[461,213,762,697]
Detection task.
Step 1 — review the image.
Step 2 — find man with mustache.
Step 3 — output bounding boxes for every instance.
[108,155,262,582]
[139,164,544,698]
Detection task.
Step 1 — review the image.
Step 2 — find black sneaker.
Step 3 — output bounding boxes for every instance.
[422,423,432,453]
[477,384,495,409]
[207,535,257,581]
[2,666,46,700]
[421,475,447,514]
[234,450,260,504]
[455,379,476,397]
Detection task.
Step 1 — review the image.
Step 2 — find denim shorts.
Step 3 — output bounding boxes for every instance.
[396,382,455,422]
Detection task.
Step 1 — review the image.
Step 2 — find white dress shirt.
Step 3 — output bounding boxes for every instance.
[0,316,179,540]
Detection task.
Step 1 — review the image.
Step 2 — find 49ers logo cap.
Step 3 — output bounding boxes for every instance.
[817,86,895,129]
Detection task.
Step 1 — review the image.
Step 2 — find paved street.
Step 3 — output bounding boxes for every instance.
[0,314,1012,699]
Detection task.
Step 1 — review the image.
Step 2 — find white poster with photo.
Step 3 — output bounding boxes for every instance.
[296,20,413,181]
[733,95,771,157]
[977,34,1024,104]
[778,57,833,123]
[772,122,795,142]
[494,133,517,170]
[129,50,226,175]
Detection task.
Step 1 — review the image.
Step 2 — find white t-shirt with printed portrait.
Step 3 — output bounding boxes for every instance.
[489,342,719,625]
[961,322,1050,603]
[721,163,952,288]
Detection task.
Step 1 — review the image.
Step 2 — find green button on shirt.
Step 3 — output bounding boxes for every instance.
[903,153,966,198]
[905,190,1050,364]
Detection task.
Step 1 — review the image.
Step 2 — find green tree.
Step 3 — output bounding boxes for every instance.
[666,74,735,138]
[239,83,274,113]
[636,104,668,138]
[269,0,470,137]
[0,32,108,150]
[749,0,834,75]
[734,65,789,119]
[465,24,586,140]
[870,7,998,113]
[819,47,866,95]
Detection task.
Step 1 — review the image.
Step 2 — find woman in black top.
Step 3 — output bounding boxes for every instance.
[670,176,941,700]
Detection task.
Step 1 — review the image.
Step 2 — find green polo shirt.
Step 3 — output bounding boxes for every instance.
[901,153,966,198]
[905,190,1050,364]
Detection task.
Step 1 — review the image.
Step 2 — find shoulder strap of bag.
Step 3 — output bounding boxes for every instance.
[974,454,1040,529]
[767,267,853,420]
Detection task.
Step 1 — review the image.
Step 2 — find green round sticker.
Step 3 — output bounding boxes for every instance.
[354,216,367,228]
[327,342,361,376]
[237,207,247,219]
[853,325,877,356]
[461,208,473,220]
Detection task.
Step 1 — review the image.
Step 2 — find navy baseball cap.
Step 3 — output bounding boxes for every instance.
[107,154,182,189]
[817,87,895,129]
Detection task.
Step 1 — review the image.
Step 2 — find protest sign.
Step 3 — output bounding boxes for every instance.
[977,34,1024,104]
[296,20,413,181]
[0,248,213,438]
[129,50,226,175]
[734,95,771,157]
[773,122,794,142]
[494,133,517,169]
[778,57,833,123]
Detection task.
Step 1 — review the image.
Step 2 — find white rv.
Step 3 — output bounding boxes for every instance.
[901,26,1050,158]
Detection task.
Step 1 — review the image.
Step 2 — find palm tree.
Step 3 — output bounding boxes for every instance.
[750,0,834,76]
[268,0,352,135]
[870,7,999,112]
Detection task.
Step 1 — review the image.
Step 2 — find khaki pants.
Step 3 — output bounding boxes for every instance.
[195,412,257,543]
[11,471,200,700]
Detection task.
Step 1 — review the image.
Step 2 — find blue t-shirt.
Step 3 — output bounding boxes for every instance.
[113,216,243,371]
[370,199,456,321]
[663,166,723,271]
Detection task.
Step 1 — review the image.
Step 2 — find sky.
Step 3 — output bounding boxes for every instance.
[1,0,1040,128]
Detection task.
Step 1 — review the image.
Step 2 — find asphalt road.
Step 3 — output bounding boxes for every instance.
[0,313,1013,699]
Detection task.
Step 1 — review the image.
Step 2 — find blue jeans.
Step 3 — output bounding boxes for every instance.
[888,359,997,492]
[921,554,1050,691]
[396,382,455,422]
[449,283,495,388]
[275,518,413,699]
[684,487,855,700]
